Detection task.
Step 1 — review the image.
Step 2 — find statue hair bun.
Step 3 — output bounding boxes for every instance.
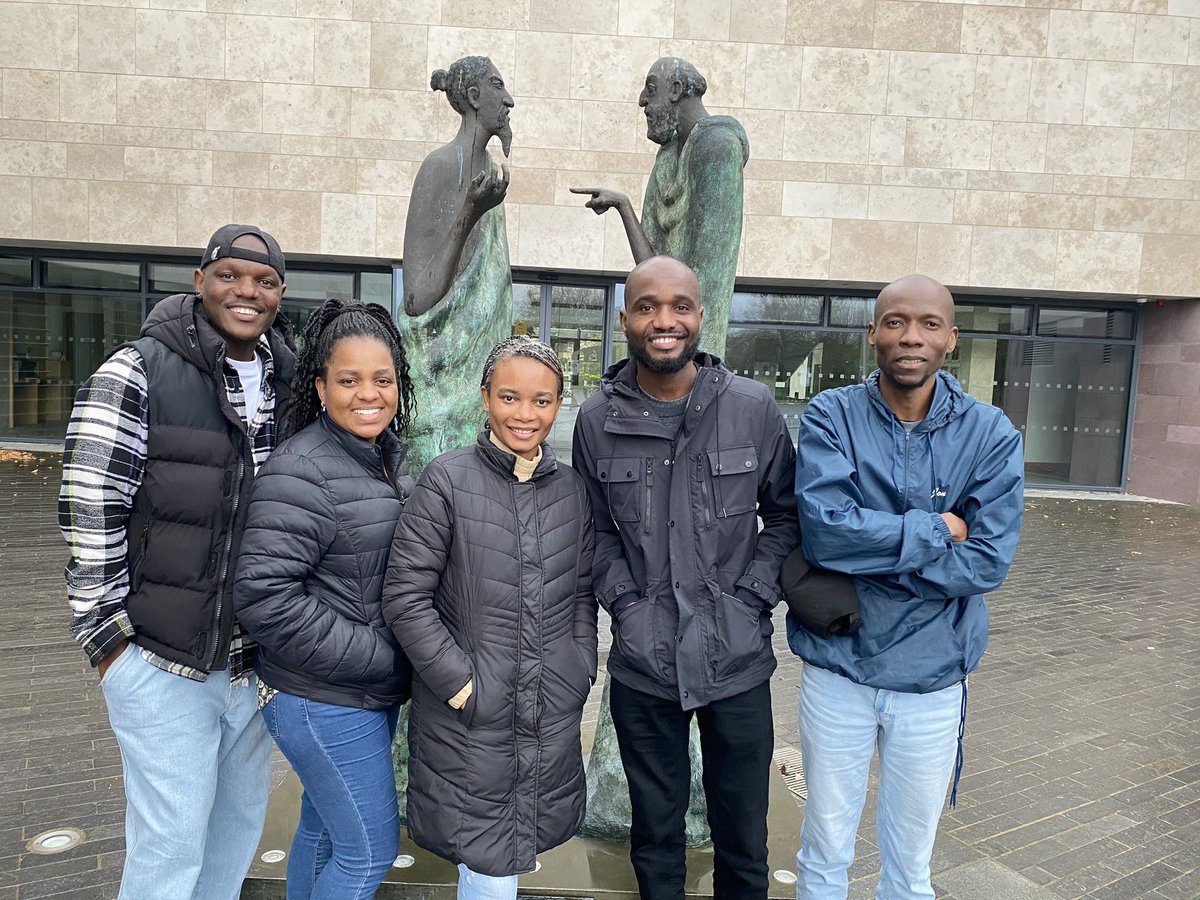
[430,69,449,92]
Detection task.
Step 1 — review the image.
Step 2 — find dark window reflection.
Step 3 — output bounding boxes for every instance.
[1037,307,1134,340]
[730,292,822,325]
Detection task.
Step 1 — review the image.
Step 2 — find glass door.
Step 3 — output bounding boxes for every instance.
[547,285,607,462]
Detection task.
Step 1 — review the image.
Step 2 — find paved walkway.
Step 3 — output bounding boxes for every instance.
[1,449,1198,899]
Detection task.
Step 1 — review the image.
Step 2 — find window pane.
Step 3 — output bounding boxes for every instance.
[948,336,1132,488]
[730,292,822,325]
[0,256,33,286]
[43,259,140,291]
[512,283,541,339]
[547,286,606,463]
[1037,307,1134,340]
[1,291,142,440]
[724,326,871,437]
[829,297,872,327]
[360,271,392,313]
[284,270,354,301]
[149,264,195,294]
[610,283,627,366]
[280,301,320,348]
[954,304,1030,335]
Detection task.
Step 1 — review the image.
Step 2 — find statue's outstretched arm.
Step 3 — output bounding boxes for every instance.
[570,187,654,264]
[403,165,510,317]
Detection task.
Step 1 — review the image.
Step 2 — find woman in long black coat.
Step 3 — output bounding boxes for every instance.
[383,336,597,900]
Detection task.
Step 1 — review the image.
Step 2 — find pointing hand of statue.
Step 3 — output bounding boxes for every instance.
[570,187,631,215]
[468,164,509,214]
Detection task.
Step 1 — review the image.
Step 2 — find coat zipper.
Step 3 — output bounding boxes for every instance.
[209,452,244,670]
[643,457,654,536]
[697,456,712,529]
[209,345,249,671]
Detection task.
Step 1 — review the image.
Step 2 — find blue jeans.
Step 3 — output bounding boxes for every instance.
[100,644,271,900]
[795,664,964,900]
[457,864,518,900]
[264,692,400,900]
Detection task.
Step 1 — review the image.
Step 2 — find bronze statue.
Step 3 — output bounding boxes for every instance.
[399,56,514,474]
[572,57,749,358]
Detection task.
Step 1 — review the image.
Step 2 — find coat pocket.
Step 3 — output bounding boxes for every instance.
[704,446,759,518]
[596,456,645,525]
[611,597,663,681]
[712,592,767,682]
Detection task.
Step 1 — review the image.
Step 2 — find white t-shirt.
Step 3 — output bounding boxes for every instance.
[226,354,264,425]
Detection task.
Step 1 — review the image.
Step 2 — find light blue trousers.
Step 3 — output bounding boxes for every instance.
[795,664,964,900]
[100,645,271,900]
[458,863,518,900]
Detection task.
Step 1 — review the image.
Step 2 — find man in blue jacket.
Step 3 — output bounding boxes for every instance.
[791,275,1024,899]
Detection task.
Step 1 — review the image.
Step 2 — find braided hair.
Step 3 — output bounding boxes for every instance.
[285,298,417,440]
[480,335,564,397]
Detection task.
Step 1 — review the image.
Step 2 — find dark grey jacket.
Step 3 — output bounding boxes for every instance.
[571,354,799,710]
[383,434,597,877]
[234,415,413,710]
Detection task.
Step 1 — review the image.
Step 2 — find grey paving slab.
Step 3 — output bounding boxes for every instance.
[935,859,1061,900]
[2,451,1199,899]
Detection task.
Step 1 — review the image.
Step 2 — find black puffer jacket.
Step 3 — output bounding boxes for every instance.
[235,415,413,709]
[383,433,597,877]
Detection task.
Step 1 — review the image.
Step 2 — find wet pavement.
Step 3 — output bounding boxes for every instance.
[1,449,1198,899]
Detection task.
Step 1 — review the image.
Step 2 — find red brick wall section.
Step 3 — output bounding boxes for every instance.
[1127,300,1200,505]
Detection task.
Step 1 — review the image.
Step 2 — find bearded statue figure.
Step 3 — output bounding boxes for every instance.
[573,56,748,359]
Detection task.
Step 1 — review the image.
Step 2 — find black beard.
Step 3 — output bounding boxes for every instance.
[498,120,513,157]
[629,332,699,375]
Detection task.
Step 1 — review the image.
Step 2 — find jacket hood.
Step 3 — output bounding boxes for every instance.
[600,352,727,398]
[864,369,975,432]
[139,292,296,377]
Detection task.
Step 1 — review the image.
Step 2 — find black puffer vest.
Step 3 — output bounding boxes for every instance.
[122,293,295,672]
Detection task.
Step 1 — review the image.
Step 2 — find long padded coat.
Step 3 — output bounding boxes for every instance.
[383,433,597,877]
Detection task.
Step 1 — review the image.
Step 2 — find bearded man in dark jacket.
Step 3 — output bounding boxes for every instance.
[59,225,295,900]
[572,256,800,900]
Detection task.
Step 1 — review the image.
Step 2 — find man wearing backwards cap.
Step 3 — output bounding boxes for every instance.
[59,225,296,899]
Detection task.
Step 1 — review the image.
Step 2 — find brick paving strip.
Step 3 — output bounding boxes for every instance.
[2,453,1198,899]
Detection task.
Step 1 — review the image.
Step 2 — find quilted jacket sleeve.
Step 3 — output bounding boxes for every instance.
[382,460,474,702]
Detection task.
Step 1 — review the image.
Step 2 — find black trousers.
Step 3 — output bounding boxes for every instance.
[610,678,773,900]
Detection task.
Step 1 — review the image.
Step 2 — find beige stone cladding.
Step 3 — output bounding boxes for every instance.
[1,0,1198,297]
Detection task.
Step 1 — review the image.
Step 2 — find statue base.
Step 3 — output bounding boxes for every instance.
[242,764,803,899]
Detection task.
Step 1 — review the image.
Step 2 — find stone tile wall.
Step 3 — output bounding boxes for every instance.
[0,0,1198,298]
[1128,299,1200,504]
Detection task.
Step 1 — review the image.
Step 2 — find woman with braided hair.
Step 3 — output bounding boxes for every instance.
[383,335,598,900]
[235,298,417,900]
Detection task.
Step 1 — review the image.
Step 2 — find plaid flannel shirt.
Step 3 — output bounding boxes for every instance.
[59,337,277,682]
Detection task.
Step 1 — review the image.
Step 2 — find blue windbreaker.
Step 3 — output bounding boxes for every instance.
[789,370,1024,693]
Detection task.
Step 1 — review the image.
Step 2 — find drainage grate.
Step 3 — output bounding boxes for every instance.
[774,746,807,800]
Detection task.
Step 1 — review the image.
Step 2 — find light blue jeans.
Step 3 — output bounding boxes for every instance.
[458,863,518,900]
[264,692,400,900]
[795,664,964,900]
[100,644,271,900]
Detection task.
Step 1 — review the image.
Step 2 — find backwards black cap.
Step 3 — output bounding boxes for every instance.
[200,224,285,282]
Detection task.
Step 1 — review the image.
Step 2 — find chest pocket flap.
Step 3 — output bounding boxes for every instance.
[597,456,644,523]
[705,445,759,517]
